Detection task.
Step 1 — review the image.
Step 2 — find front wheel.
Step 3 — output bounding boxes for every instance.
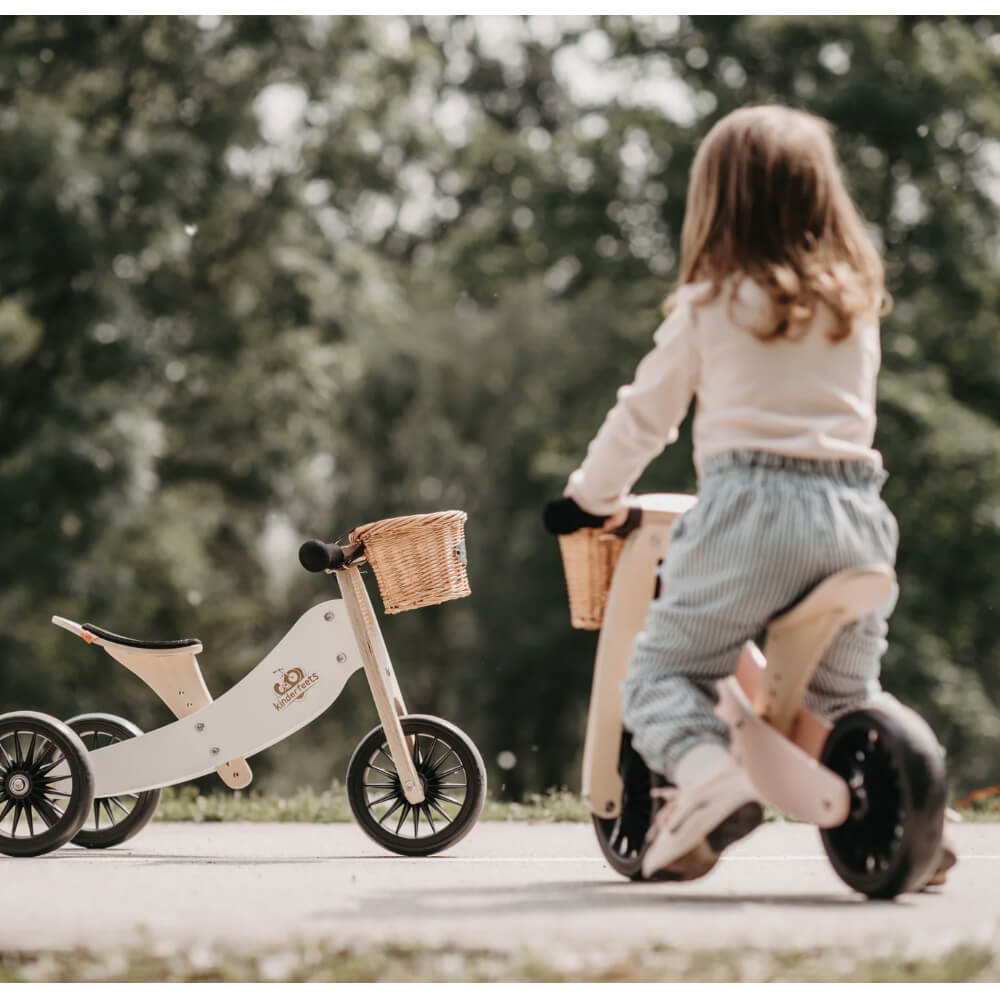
[347,714,486,857]
[0,711,94,857]
[592,732,659,880]
[820,704,947,899]
[66,713,161,849]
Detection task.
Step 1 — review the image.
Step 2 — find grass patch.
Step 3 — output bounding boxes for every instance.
[154,785,984,824]
[1,940,996,982]
[154,785,593,823]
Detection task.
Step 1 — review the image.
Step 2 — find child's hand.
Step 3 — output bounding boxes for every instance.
[603,508,630,532]
[542,496,605,535]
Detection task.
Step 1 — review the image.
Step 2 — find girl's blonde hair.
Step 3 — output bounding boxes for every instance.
[666,105,888,341]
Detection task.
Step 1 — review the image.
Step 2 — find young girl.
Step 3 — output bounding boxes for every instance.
[545,105,900,881]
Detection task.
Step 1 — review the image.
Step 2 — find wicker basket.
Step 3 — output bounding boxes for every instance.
[350,510,470,614]
[557,528,625,630]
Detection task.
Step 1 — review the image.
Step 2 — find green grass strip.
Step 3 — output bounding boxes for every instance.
[2,940,996,982]
[153,785,989,824]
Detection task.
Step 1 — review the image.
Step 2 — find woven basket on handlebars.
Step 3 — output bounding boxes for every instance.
[558,528,625,630]
[350,510,470,614]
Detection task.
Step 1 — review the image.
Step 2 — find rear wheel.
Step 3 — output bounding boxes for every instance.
[820,704,946,899]
[0,711,93,857]
[66,713,160,849]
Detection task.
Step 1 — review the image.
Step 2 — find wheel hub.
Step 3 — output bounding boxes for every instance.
[5,772,31,799]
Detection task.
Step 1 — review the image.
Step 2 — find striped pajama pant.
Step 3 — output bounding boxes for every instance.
[623,450,900,781]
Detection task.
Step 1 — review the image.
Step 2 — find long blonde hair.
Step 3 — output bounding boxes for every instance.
[666,105,888,341]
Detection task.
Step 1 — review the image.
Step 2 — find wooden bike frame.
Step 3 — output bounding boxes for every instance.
[53,567,425,805]
[581,492,895,829]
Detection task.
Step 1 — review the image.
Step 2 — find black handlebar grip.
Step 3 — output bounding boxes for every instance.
[298,539,346,573]
[542,496,606,535]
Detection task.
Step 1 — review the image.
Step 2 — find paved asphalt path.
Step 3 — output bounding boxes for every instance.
[3,822,998,960]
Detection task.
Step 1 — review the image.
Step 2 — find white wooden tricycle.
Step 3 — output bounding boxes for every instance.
[0,511,486,859]
[556,494,948,899]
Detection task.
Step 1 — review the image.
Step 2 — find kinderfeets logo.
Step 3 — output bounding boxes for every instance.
[272,666,320,712]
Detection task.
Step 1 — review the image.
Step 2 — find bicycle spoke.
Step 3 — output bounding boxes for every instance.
[33,736,57,769]
[102,799,117,827]
[423,738,442,771]
[421,804,437,835]
[33,796,62,828]
[25,803,34,837]
[39,772,74,789]
[0,739,11,771]
[413,736,423,767]
[93,798,101,830]
[366,763,397,780]
[367,790,400,808]
[24,733,38,768]
[412,803,420,838]
[109,796,133,814]
[428,799,452,823]
[374,746,396,767]
[435,783,468,789]
[379,798,405,828]
[13,733,23,768]
[437,794,464,807]
[11,802,22,836]
[428,747,456,775]
[434,764,465,779]
[394,803,411,836]
[0,799,14,825]
[35,754,68,779]
[363,782,397,789]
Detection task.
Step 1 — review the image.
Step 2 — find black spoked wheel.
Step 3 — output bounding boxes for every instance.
[0,711,94,857]
[65,714,161,849]
[820,704,947,899]
[347,714,486,857]
[592,731,662,880]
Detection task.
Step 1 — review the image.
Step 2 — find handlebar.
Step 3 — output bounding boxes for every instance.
[543,496,643,539]
[298,539,364,573]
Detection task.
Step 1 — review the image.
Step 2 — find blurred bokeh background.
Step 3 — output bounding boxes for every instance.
[1,15,998,800]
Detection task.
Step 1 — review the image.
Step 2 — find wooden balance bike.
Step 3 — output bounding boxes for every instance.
[559,494,947,899]
[0,511,486,859]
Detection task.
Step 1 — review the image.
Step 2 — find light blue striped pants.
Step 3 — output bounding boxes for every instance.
[623,450,900,781]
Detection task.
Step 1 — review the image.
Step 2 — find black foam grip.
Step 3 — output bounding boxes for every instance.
[298,539,346,572]
[542,496,605,535]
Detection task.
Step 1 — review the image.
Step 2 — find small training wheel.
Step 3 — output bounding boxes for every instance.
[820,703,947,898]
[66,713,161,849]
[0,711,94,857]
[347,714,486,857]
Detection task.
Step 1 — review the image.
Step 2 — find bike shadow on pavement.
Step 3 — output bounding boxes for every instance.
[310,879,894,923]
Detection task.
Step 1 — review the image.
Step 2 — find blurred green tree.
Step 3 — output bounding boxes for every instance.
[1,15,998,799]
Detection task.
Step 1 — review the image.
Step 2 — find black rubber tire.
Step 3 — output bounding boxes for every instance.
[66,713,161,849]
[592,731,663,880]
[347,714,486,857]
[0,711,94,857]
[820,704,947,899]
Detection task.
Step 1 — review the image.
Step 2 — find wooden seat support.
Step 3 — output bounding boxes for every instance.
[755,565,896,736]
[51,616,252,789]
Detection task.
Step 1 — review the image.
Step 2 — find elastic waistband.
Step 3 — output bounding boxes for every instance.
[702,450,887,488]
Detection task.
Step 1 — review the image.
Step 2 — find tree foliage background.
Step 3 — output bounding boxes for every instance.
[1,14,999,799]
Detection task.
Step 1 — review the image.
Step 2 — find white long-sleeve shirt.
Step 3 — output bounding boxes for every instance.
[565,277,883,515]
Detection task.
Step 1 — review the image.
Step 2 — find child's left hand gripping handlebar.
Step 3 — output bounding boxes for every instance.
[542,497,641,537]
